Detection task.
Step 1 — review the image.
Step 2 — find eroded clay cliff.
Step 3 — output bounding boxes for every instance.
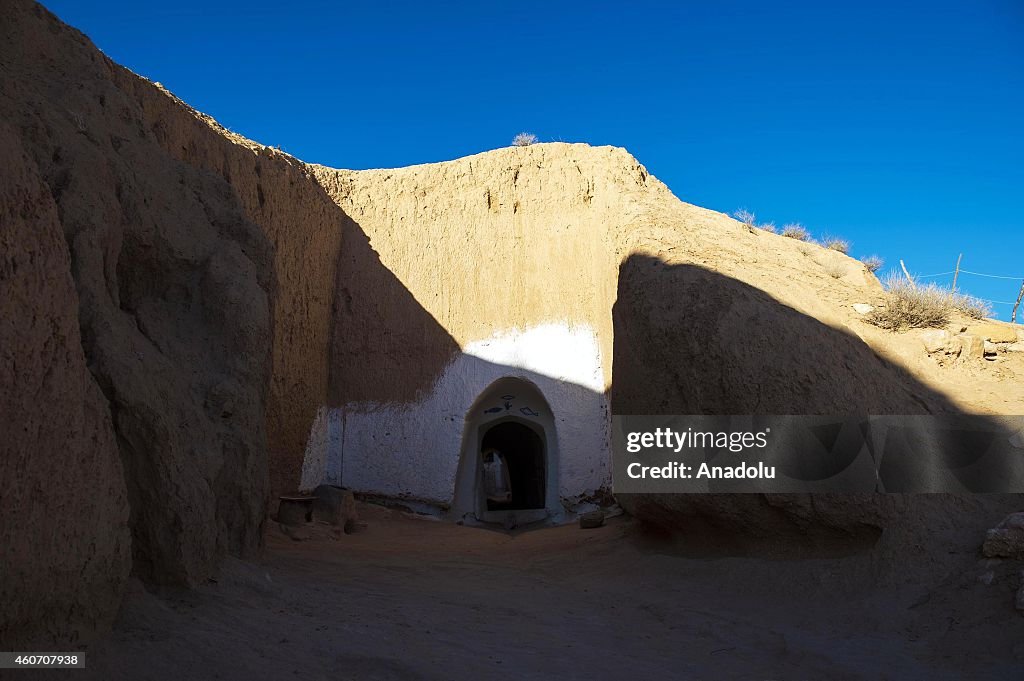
[0,120,130,647]
[1,0,348,646]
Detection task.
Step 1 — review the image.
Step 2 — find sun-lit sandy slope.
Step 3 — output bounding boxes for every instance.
[312,143,1024,417]
[70,503,1024,681]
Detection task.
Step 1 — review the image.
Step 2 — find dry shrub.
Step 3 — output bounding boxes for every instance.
[822,236,850,254]
[865,275,992,330]
[512,132,538,146]
[860,255,884,273]
[953,294,992,320]
[733,209,756,227]
[781,223,810,241]
[824,261,846,279]
[758,221,777,233]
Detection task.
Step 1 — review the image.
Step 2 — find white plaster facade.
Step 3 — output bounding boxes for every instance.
[299,323,611,520]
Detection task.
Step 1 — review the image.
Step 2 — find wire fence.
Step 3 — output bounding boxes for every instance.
[913,268,1024,307]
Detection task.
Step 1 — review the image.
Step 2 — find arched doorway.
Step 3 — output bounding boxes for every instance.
[481,420,546,511]
[452,377,559,526]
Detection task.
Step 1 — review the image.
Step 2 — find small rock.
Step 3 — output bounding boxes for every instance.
[1017,328,1024,342]
[579,510,605,529]
[983,513,1024,558]
[852,303,874,315]
[920,329,952,354]
[984,341,998,359]
[945,335,964,356]
[983,529,1022,557]
[957,334,985,361]
[1006,343,1024,353]
[1000,512,1024,530]
[978,570,995,586]
[968,323,1018,344]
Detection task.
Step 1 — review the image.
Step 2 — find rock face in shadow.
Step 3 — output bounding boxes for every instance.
[104,46,348,508]
[326,214,461,407]
[0,122,130,647]
[0,0,272,588]
[0,0,347,645]
[612,256,958,416]
[611,256,1019,555]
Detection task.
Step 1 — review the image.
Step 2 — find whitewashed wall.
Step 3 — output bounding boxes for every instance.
[299,323,610,509]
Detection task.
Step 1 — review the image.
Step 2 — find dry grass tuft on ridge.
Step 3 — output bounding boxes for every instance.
[867,275,992,330]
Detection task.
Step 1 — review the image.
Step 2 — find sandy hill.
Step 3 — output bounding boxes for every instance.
[1,0,1021,650]
[312,143,1024,416]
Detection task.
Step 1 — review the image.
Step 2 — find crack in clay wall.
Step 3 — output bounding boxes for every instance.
[300,323,610,512]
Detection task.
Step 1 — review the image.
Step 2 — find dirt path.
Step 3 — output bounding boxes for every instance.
[72,505,1023,680]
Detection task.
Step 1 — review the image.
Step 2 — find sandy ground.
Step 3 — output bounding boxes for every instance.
[57,504,1023,681]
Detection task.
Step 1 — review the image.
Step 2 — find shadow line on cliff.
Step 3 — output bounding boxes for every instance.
[610,253,1021,554]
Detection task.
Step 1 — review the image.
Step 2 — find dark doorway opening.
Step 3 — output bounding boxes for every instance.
[481,421,545,511]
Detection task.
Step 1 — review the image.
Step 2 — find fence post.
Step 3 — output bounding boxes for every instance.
[952,253,962,292]
[900,260,916,289]
[1013,280,1024,325]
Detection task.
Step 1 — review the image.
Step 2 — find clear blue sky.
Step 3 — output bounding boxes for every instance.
[44,0,1024,319]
